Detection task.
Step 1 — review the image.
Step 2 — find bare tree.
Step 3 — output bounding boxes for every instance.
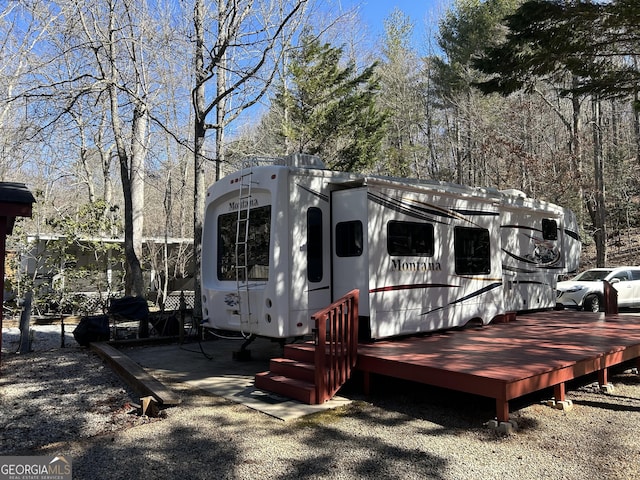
[192,0,308,321]
[70,0,151,296]
[0,1,52,180]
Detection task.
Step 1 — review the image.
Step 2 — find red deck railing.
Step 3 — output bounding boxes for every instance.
[311,289,359,403]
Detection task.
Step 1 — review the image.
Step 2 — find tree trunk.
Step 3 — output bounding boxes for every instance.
[76,120,96,203]
[635,90,640,165]
[130,102,148,296]
[107,3,145,299]
[570,82,587,232]
[591,97,607,267]
[455,109,462,184]
[215,0,227,181]
[192,0,206,324]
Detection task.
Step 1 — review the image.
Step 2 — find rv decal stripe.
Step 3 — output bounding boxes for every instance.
[297,184,329,202]
[370,283,457,293]
[501,224,542,233]
[367,192,447,224]
[502,249,538,265]
[502,265,537,274]
[453,209,499,217]
[368,192,498,226]
[421,282,503,315]
[401,195,497,221]
[307,285,330,292]
[565,229,580,241]
[456,276,503,282]
[449,282,503,304]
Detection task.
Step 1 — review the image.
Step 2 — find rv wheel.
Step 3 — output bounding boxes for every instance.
[583,294,602,313]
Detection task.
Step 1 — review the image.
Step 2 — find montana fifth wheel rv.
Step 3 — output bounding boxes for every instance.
[200,154,581,341]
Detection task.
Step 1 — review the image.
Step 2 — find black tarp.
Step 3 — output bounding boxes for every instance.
[73,315,110,346]
[109,296,149,338]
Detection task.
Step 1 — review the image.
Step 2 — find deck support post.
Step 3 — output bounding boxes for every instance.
[554,382,566,402]
[362,371,370,395]
[496,397,509,423]
[598,367,616,393]
[598,368,608,387]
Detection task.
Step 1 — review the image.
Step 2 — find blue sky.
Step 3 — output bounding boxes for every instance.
[337,0,447,47]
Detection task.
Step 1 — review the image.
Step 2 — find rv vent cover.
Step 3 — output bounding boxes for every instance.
[282,153,325,169]
[500,188,527,198]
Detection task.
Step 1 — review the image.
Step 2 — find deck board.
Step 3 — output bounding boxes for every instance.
[355,311,640,422]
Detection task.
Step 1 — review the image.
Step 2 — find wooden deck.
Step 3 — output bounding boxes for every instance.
[356,310,640,422]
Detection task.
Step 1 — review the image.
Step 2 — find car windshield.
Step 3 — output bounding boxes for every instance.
[573,270,612,281]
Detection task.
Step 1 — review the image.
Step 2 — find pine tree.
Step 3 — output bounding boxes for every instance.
[274,31,387,172]
[473,0,640,268]
[377,9,427,177]
[473,0,640,100]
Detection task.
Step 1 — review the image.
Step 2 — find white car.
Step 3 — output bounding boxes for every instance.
[556,267,640,312]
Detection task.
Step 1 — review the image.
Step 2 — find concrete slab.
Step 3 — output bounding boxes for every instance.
[121,336,351,421]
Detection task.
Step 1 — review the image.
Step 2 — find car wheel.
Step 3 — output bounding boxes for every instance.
[584,294,602,312]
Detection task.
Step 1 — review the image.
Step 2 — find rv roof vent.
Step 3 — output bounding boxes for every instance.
[501,188,527,198]
[282,153,326,169]
[243,156,285,167]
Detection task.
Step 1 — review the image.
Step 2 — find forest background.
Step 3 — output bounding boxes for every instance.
[2,0,639,316]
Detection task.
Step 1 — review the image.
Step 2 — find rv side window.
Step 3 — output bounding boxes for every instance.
[387,221,434,256]
[335,221,363,257]
[542,219,558,240]
[454,227,490,275]
[307,208,323,282]
[217,205,271,281]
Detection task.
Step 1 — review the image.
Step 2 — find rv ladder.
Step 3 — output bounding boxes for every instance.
[235,161,256,330]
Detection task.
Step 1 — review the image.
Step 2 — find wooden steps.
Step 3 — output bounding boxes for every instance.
[267,357,316,382]
[254,372,317,404]
[254,343,319,404]
[255,289,360,405]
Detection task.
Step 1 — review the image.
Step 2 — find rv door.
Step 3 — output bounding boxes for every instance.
[331,187,369,316]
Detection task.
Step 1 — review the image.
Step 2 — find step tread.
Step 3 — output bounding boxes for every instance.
[256,371,315,389]
[270,357,315,368]
[254,372,317,404]
[268,357,316,382]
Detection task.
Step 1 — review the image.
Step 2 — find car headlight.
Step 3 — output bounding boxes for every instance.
[561,286,585,293]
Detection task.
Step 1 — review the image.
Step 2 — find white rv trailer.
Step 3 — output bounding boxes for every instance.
[200,154,580,341]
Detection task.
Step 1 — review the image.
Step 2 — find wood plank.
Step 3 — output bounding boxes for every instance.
[90,342,181,406]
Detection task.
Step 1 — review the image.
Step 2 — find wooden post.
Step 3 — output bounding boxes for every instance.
[179,291,186,344]
[61,316,66,348]
[496,397,510,423]
[554,382,566,402]
[598,368,608,387]
[362,371,371,395]
[603,280,618,315]
[0,217,6,366]
[18,292,33,354]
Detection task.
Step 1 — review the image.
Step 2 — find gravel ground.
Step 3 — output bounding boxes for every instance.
[2,324,640,479]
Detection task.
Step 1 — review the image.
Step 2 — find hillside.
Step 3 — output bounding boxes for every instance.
[579,228,640,271]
